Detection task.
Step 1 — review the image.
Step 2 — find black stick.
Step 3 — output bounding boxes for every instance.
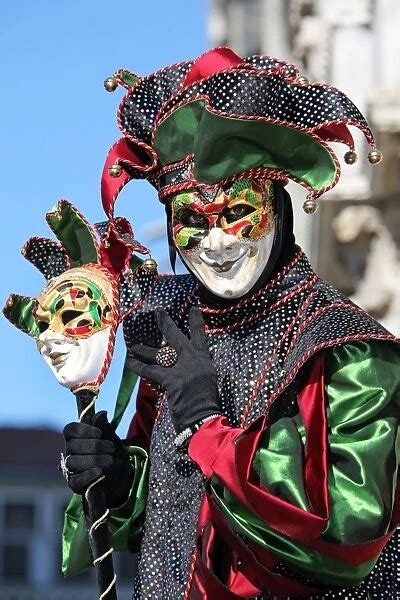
[76,389,118,600]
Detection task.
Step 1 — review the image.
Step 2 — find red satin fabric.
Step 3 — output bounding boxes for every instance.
[313,123,354,147]
[186,354,398,597]
[127,379,158,450]
[101,138,155,220]
[182,47,243,89]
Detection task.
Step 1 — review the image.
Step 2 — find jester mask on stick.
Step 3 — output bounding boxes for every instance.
[3,199,153,393]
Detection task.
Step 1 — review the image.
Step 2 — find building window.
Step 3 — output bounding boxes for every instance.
[2,543,28,582]
[4,502,35,530]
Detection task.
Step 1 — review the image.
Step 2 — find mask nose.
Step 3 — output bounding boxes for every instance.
[201,227,237,254]
[37,329,73,354]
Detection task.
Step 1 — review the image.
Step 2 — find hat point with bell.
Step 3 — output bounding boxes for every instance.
[104,76,118,92]
[368,148,383,164]
[141,257,158,272]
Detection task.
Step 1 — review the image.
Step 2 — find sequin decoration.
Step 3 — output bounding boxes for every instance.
[123,249,396,599]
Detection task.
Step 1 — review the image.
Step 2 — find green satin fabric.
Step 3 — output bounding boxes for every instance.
[4,295,39,337]
[47,202,98,267]
[211,341,400,585]
[112,356,139,429]
[153,99,337,191]
[62,445,149,577]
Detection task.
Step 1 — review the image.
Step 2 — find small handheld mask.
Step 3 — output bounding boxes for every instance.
[4,199,153,392]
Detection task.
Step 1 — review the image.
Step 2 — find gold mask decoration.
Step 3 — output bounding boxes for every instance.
[35,266,115,340]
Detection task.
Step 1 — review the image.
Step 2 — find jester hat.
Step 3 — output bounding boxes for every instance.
[3,200,153,392]
[101,46,381,219]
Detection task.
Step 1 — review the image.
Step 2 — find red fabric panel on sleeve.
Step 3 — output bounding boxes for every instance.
[188,416,243,478]
[126,378,158,450]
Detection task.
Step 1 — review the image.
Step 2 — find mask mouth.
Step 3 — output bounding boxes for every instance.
[48,350,70,369]
[199,248,249,272]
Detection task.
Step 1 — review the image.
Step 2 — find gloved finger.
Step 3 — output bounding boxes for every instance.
[92,411,119,442]
[66,438,115,456]
[68,468,103,494]
[132,344,159,364]
[67,454,113,473]
[155,308,187,352]
[63,421,102,441]
[188,307,209,353]
[126,356,166,383]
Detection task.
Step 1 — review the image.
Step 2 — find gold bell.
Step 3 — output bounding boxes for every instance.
[104,76,118,92]
[141,258,157,272]
[303,198,318,215]
[368,149,383,164]
[108,163,123,178]
[344,150,358,165]
[297,75,309,85]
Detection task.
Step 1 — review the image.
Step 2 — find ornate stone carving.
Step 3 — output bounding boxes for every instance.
[333,205,400,335]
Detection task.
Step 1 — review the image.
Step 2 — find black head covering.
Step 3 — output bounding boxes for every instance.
[165,181,296,306]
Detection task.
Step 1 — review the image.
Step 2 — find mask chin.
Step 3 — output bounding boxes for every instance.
[38,328,111,389]
[179,226,275,299]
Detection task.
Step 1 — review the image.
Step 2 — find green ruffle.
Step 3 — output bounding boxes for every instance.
[210,341,400,586]
[3,294,39,338]
[46,201,98,267]
[62,445,149,577]
[153,99,337,192]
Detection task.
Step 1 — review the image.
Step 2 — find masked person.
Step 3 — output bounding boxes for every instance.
[60,48,400,599]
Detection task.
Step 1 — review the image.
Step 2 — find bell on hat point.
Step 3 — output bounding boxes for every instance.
[344,150,358,165]
[104,76,118,92]
[297,75,309,85]
[368,149,383,164]
[142,257,157,272]
[303,198,318,215]
[108,163,123,178]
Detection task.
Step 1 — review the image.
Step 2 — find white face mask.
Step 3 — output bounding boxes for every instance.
[180,225,275,298]
[172,179,276,298]
[37,328,110,389]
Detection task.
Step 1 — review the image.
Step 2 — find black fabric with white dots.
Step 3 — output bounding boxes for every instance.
[122,251,398,599]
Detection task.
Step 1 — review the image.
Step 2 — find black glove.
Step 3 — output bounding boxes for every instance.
[127,307,221,435]
[63,411,134,508]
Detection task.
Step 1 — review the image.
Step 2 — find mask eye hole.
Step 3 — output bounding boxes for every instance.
[37,320,49,333]
[55,298,65,311]
[61,310,83,326]
[77,319,91,327]
[178,209,209,229]
[223,204,255,224]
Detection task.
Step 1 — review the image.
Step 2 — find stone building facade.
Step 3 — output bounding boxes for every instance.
[208,0,400,333]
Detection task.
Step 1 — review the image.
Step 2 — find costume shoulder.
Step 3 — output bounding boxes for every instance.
[122,273,196,350]
[275,273,399,407]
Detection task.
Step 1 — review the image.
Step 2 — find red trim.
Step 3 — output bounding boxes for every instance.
[204,274,318,335]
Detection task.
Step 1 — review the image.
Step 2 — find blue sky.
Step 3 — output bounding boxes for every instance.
[0,1,207,435]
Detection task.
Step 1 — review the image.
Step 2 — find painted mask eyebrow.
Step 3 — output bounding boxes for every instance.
[171,179,274,251]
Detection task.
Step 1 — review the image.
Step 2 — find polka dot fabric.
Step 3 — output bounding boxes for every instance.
[119,62,192,144]
[122,249,397,599]
[113,49,374,201]
[157,69,369,136]
[23,237,69,280]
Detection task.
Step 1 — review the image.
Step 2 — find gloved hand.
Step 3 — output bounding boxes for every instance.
[127,307,221,436]
[62,411,134,508]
